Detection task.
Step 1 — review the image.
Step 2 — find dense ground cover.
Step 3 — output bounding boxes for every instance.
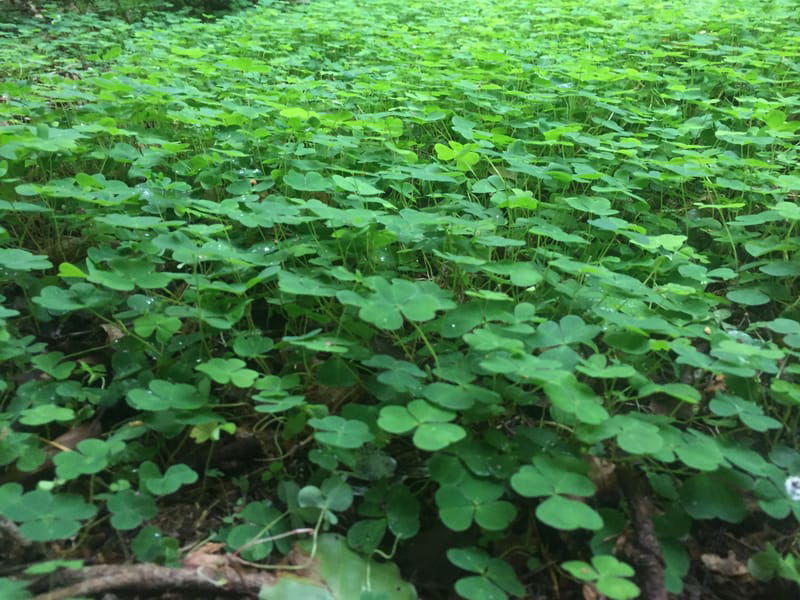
[2,0,800,597]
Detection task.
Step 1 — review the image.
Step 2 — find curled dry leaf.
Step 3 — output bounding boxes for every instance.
[182,542,227,570]
[700,551,748,576]
[101,323,125,344]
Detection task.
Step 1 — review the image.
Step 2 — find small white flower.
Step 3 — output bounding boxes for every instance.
[459,17,470,24]
[785,476,800,501]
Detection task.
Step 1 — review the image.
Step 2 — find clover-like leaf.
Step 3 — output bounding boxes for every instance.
[454,576,506,600]
[386,485,420,539]
[227,524,273,560]
[283,170,331,192]
[31,352,76,380]
[709,393,781,432]
[511,456,596,498]
[19,405,75,426]
[139,462,198,496]
[332,175,382,196]
[413,422,466,451]
[679,472,747,523]
[133,313,182,343]
[436,478,517,532]
[127,379,206,411]
[0,577,31,599]
[378,400,465,451]
[196,358,259,387]
[0,248,52,271]
[347,518,387,554]
[448,547,524,600]
[106,490,157,530]
[674,431,724,471]
[2,490,97,541]
[308,416,374,449]
[543,375,609,425]
[423,382,476,410]
[535,496,603,531]
[563,556,640,600]
[337,277,455,331]
[53,439,115,480]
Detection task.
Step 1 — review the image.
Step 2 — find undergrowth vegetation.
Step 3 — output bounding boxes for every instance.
[2,0,800,597]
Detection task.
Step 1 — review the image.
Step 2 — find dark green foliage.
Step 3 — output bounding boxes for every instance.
[1,0,800,598]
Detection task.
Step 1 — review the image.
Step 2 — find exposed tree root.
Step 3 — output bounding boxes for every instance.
[619,467,668,600]
[31,563,275,600]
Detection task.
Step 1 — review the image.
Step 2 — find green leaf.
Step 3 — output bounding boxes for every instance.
[2,490,96,541]
[675,431,724,471]
[233,332,274,357]
[511,456,596,497]
[597,576,640,600]
[726,288,770,306]
[132,526,179,563]
[436,478,516,531]
[106,490,157,530]
[592,555,635,578]
[422,382,475,410]
[347,518,387,554]
[0,577,31,599]
[53,439,113,480]
[196,358,259,387]
[127,380,206,411]
[31,352,76,380]
[260,578,336,600]
[565,196,617,216]
[141,463,198,496]
[413,422,466,451]
[454,576,507,600]
[58,262,88,278]
[543,375,609,425]
[279,271,339,297]
[377,405,418,434]
[0,483,23,512]
[308,416,374,449]
[19,405,75,426]
[0,249,52,271]
[615,417,663,455]
[284,170,331,192]
[562,560,598,581]
[679,472,747,523]
[227,523,273,560]
[272,534,416,599]
[133,313,182,343]
[709,393,781,432]
[448,547,490,573]
[639,382,701,404]
[386,485,420,539]
[332,175,382,196]
[535,496,603,530]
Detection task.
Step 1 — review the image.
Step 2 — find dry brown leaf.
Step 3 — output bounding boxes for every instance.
[182,543,226,570]
[101,323,125,344]
[704,374,727,394]
[701,551,748,576]
[582,582,598,600]
[587,456,617,496]
[48,421,102,452]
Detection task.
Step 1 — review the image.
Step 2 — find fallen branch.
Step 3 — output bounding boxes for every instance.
[618,466,668,600]
[31,563,274,600]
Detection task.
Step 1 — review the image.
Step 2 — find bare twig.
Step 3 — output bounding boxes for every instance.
[30,564,274,600]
